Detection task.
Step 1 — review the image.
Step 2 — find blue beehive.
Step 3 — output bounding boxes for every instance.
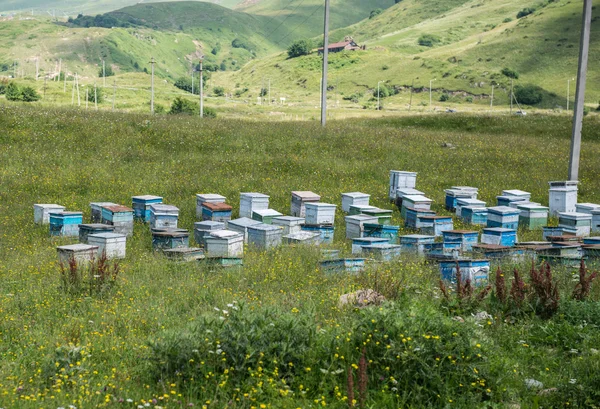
[487,206,520,230]
[50,211,83,237]
[150,204,179,230]
[583,237,600,246]
[461,207,488,226]
[404,208,436,229]
[202,202,233,222]
[321,258,366,274]
[583,245,600,259]
[301,224,335,245]
[101,205,134,236]
[455,198,486,218]
[481,228,517,247]
[444,188,477,211]
[78,223,115,243]
[417,215,454,237]
[152,229,190,251]
[542,226,572,241]
[497,196,528,207]
[363,224,399,244]
[90,202,116,223]
[442,230,479,251]
[351,237,389,254]
[361,243,402,261]
[472,244,525,262]
[132,195,163,222]
[439,259,490,286]
[399,234,435,255]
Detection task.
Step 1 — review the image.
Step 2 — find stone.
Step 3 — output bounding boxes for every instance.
[338,289,386,308]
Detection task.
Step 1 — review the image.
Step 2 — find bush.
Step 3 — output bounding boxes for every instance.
[501,67,519,79]
[373,84,390,98]
[169,97,197,115]
[440,93,450,102]
[20,86,41,102]
[517,7,535,18]
[5,82,22,101]
[287,39,313,58]
[203,106,217,118]
[213,86,225,97]
[85,86,103,103]
[98,64,114,77]
[382,64,389,70]
[515,84,543,105]
[0,80,7,95]
[418,33,441,47]
[231,38,253,51]
[503,17,513,23]
[369,8,383,19]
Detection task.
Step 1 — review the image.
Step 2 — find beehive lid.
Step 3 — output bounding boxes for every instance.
[451,186,478,192]
[163,247,204,254]
[228,217,261,228]
[350,205,378,211]
[132,195,162,201]
[418,215,449,220]
[488,206,519,214]
[445,189,474,197]
[362,243,402,250]
[150,204,179,213]
[103,205,133,213]
[462,206,488,212]
[483,227,516,233]
[241,192,270,199]
[401,234,435,239]
[363,207,392,214]
[576,203,600,210]
[273,216,305,223]
[203,202,233,211]
[345,215,378,222]
[35,204,65,209]
[306,202,337,209]
[152,228,188,233]
[209,230,243,239]
[291,191,321,201]
[196,193,226,201]
[52,211,83,216]
[91,201,116,208]
[57,243,98,252]
[444,230,478,235]
[390,170,417,175]
[353,237,390,243]
[284,231,320,240]
[195,221,225,230]
[558,212,592,220]
[549,181,579,187]
[249,224,283,232]
[472,243,510,250]
[396,188,424,197]
[253,209,283,217]
[517,203,549,211]
[341,192,370,199]
[152,230,189,238]
[88,233,126,240]
[502,189,530,197]
[403,195,432,203]
[583,244,600,249]
[456,198,486,206]
[79,223,115,229]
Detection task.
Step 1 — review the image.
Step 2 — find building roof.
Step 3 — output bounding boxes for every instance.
[318,41,355,51]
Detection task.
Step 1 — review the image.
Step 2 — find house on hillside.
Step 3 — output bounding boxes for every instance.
[318,36,365,54]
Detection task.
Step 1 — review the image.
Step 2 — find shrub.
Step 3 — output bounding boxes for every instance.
[517,7,535,18]
[572,260,598,301]
[515,84,543,105]
[529,262,560,319]
[287,39,313,58]
[465,96,473,103]
[440,93,450,102]
[382,64,389,70]
[21,86,41,102]
[373,84,390,98]
[213,86,225,97]
[369,8,383,19]
[0,79,6,95]
[98,64,114,77]
[168,97,197,115]
[501,67,519,79]
[418,33,441,47]
[5,82,22,101]
[503,17,513,23]
[85,86,103,103]
[231,38,253,51]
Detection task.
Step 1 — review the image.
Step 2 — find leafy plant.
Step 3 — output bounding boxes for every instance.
[440,93,450,102]
[572,259,598,301]
[369,8,383,19]
[168,97,197,115]
[59,252,120,296]
[501,67,519,79]
[213,86,225,97]
[515,84,543,105]
[529,262,560,318]
[98,64,114,77]
[20,86,41,102]
[418,33,441,47]
[517,7,536,19]
[287,39,313,58]
[85,86,103,103]
[5,82,22,101]
[439,262,491,314]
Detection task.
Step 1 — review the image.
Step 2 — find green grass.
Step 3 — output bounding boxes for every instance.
[2,106,600,407]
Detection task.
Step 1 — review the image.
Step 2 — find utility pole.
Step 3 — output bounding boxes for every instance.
[150,57,155,114]
[112,79,116,111]
[490,85,494,110]
[191,62,195,95]
[94,83,98,110]
[75,73,80,106]
[35,57,39,81]
[57,58,61,82]
[268,78,271,105]
[320,0,330,127]
[409,79,414,111]
[71,77,75,105]
[85,88,89,109]
[568,0,593,181]
[567,77,575,111]
[13,61,16,79]
[510,79,513,115]
[429,78,436,109]
[102,59,106,87]
[377,81,383,111]
[43,75,47,97]
[199,60,204,118]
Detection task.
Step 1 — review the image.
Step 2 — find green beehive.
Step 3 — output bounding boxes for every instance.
[518,203,549,230]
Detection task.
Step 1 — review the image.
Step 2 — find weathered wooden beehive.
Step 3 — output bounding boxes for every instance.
[362,223,399,244]
[575,203,600,215]
[542,227,571,241]
[283,231,321,245]
[461,207,488,226]
[558,212,592,237]
[321,249,341,260]
[196,194,226,219]
[239,193,270,218]
[152,229,189,251]
[344,214,379,239]
[131,195,163,222]
[517,203,549,230]
[272,216,305,235]
[348,204,378,216]
[417,215,454,237]
[472,244,525,262]
[399,234,435,255]
[442,230,479,252]
[56,243,98,265]
[205,230,244,258]
[401,195,432,219]
[593,210,600,233]
[50,211,83,237]
[481,228,517,247]
[444,188,477,211]
[502,189,531,201]
[305,203,337,225]
[163,247,205,262]
[395,188,424,209]
[78,223,116,244]
[549,181,578,216]
[202,202,233,223]
[90,202,117,223]
[361,243,402,261]
[101,205,134,236]
[351,237,389,255]
[584,237,600,246]
[439,259,490,286]
[389,171,417,202]
[248,224,284,249]
[341,192,370,213]
[321,258,366,274]
[227,217,261,243]
[291,191,321,217]
[194,221,225,246]
[404,208,436,229]
[455,198,486,218]
[34,204,66,224]
[300,224,335,244]
[252,209,283,224]
[150,204,180,230]
[361,208,393,225]
[87,233,127,259]
[487,206,520,230]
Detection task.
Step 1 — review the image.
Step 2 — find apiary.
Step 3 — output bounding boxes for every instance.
[239,193,270,218]
[321,258,366,274]
[90,202,116,223]
[132,195,163,222]
[517,203,549,230]
[305,203,337,225]
[445,188,477,211]
[575,203,600,215]
[461,207,488,226]
[56,243,98,265]
[196,194,226,219]
[301,224,335,244]
[248,224,283,249]
[163,247,205,262]
[194,221,225,246]
[558,212,592,237]
[227,218,261,243]
[455,199,486,218]
[442,230,479,251]
[202,202,233,223]
[487,206,520,230]
[78,223,115,244]
[481,228,517,247]
[50,211,83,237]
[272,216,305,235]
[404,208,436,229]
[399,234,435,255]
[341,192,370,213]
[345,215,379,239]
[549,181,578,216]
[389,171,417,201]
[395,188,424,208]
[291,191,320,217]
[101,205,134,236]
[252,209,283,224]
[283,231,321,245]
[87,233,127,259]
[151,229,189,251]
[439,259,490,286]
[348,204,378,216]
[205,230,244,258]
[149,204,179,230]
[361,208,393,225]
[34,204,66,224]
[362,223,399,244]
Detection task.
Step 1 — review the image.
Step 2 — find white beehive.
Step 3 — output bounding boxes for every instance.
[272,216,305,235]
[345,215,379,239]
[558,212,592,237]
[402,195,432,211]
[150,204,180,230]
[239,193,270,218]
[251,209,283,224]
[205,230,244,258]
[34,204,65,224]
[455,198,486,218]
[592,210,600,233]
[194,221,226,246]
[305,203,337,225]
[196,194,226,219]
[291,191,321,217]
[248,224,283,249]
[227,217,261,243]
[283,231,321,245]
[341,192,370,213]
[87,233,127,259]
[548,181,578,216]
[90,202,117,223]
[575,203,600,215]
[56,243,98,265]
[502,190,531,201]
[389,171,417,201]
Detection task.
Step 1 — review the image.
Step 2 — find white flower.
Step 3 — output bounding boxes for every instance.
[126,398,133,403]
[214,307,220,311]
[227,303,234,307]
[222,310,229,314]
[569,379,577,384]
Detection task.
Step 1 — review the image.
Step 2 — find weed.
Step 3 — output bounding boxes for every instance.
[572,259,598,301]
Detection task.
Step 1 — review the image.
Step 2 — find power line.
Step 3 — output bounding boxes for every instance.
[263,0,308,41]
[277,3,323,45]
[261,0,298,32]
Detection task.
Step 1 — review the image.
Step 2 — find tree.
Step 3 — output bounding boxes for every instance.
[517,8,535,19]
[213,86,225,97]
[85,86,103,103]
[98,64,114,77]
[418,34,441,47]
[21,86,41,102]
[439,93,450,102]
[514,84,543,105]
[169,97,197,115]
[5,82,22,101]
[370,8,383,19]
[287,39,313,58]
[501,67,519,79]
[373,84,390,98]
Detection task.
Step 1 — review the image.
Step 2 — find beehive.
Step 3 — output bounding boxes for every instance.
[252,209,283,224]
[542,226,570,241]
[399,234,435,255]
[56,243,98,265]
[283,231,321,245]
[305,203,337,225]
[78,223,115,244]
[461,207,488,226]
[201,202,232,223]
[455,198,486,218]
[239,193,270,218]
[361,243,402,261]
[537,254,582,267]
[549,181,578,216]
[344,215,379,239]
[90,202,116,223]
[444,188,477,211]
[351,237,389,255]
[502,189,531,200]
[389,171,417,201]
[362,223,399,244]
[206,257,244,268]
[486,206,520,230]
[341,192,370,213]
[481,228,517,247]
[291,191,320,217]
[151,229,189,251]
[401,195,432,219]
[301,224,335,244]
[321,258,366,274]
[272,216,305,235]
[593,210,600,233]
[196,194,226,219]
[348,204,378,216]
[583,245,600,259]
[49,211,83,237]
[439,259,490,286]
[361,208,393,225]
[442,230,479,251]
[575,203,600,215]
[395,188,424,208]
[558,212,592,237]
[205,230,244,258]
[194,221,226,246]
[227,218,261,243]
[472,244,525,262]
[417,215,454,237]
[583,237,600,246]
[517,203,549,230]
[131,195,163,222]
[496,196,527,207]
[163,247,205,262]
[87,233,127,259]
[150,204,179,230]
[248,224,284,249]
[322,249,341,260]
[101,205,134,236]
[34,204,65,224]
[404,208,436,229]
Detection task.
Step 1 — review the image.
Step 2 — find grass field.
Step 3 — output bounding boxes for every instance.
[2,106,600,408]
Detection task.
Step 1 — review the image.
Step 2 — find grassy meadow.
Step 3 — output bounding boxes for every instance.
[2,106,600,408]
